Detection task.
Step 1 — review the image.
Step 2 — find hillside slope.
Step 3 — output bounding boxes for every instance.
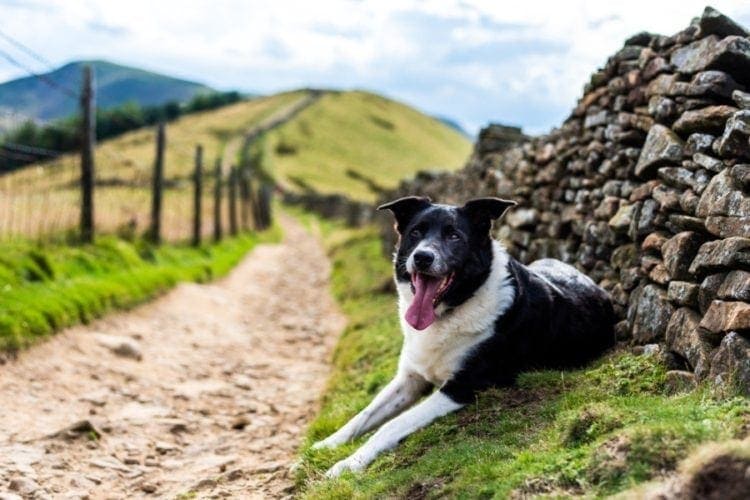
[266,91,472,201]
[0,60,212,121]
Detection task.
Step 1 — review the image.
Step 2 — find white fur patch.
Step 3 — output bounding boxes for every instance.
[395,240,515,386]
[528,258,596,292]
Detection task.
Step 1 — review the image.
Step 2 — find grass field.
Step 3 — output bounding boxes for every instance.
[295,220,750,498]
[0,225,280,351]
[0,91,305,241]
[266,91,472,201]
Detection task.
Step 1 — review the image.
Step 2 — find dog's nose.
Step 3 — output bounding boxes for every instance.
[413,251,435,271]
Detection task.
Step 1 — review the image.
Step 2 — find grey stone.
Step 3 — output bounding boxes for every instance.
[715,109,750,157]
[668,281,699,307]
[634,125,684,178]
[672,105,738,135]
[95,334,143,361]
[730,164,750,189]
[666,214,706,233]
[692,152,724,173]
[697,6,749,38]
[732,89,750,109]
[506,208,539,229]
[658,167,695,190]
[666,307,712,378]
[709,332,750,395]
[685,133,715,155]
[689,237,750,276]
[686,70,744,99]
[699,273,727,316]
[608,203,636,231]
[632,284,674,343]
[662,231,703,280]
[647,96,677,121]
[670,35,750,76]
[664,370,697,394]
[696,169,750,217]
[718,270,750,301]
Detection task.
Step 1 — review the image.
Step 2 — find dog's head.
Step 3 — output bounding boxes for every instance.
[378,196,515,330]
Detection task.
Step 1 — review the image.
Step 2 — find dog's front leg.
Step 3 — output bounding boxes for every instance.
[313,370,428,450]
[325,390,462,478]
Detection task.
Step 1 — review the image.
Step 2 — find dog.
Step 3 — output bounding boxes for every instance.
[314,196,615,477]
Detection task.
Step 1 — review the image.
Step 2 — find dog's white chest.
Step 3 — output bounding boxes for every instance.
[401,327,487,385]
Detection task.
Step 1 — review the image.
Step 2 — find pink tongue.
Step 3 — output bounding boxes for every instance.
[406,273,441,330]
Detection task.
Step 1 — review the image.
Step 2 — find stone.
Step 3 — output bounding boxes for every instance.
[686,71,743,99]
[662,231,703,280]
[634,125,684,178]
[699,273,727,316]
[730,164,750,189]
[732,90,750,109]
[664,370,697,394]
[680,189,700,215]
[658,166,695,190]
[689,237,750,276]
[709,332,750,395]
[704,216,750,238]
[634,199,660,238]
[631,284,674,343]
[95,334,143,361]
[697,6,749,38]
[641,232,668,253]
[670,35,750,78]
[718,270,750,301]
[700,301,750,339]
[692,152,723,173]
[668,281,699,307]
[666,214,706,234]
[643,56,672,81]
[672,105,738,135]
[608,203,636,231]
[9,477,40,496]
[700,174,750,218]
[666,307,712,378]
[506,208,539,229]
[625,31,654,47]
[715,110,750,157]
[685,133,715,155]
[647,96,677,122]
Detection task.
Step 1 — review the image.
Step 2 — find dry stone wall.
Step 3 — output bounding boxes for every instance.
[385,7,750,394]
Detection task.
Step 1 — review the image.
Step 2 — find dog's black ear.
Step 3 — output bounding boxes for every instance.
[377,196,431,233]
[460,197,516,232]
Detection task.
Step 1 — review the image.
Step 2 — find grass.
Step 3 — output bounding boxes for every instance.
[295,220,750,498]
[267,91,472,202]
[0,224,280,351]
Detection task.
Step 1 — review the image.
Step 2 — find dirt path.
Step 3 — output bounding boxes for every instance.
[0,216,345,499]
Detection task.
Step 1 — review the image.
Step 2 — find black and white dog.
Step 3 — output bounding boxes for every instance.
[314,197,615,477]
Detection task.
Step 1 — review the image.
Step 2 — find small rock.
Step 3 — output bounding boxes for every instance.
[641,232,668,253]
[673,105,738,135]
[715,109,750,158]
[9,477,40,496]
[709,332,750,395]
[506,208,539,229]
[696,169,749,217]
[634,125,684,178]
[155,441,176,454]
[94,334,143,361]
[730,164,750,189]
[685,133,716,155]
[46,419,101,441]
[692,152,724,173]
[608,204,636,231]
[140,483,157,494]
[666,307,712,378]
[717,270,750,302]
[664,370,697,394]
[704,216,750,238]
[689,237,750,276]
[671,35,750,76]
[632,284,674,343]
[699,273,727,315]
[697,6,749,38]
[732,90,750,109]
[700,301,750,340]
[643,343,662,356]
[661,232,703,281]
[668,281,700,308]
[666,214,706,234]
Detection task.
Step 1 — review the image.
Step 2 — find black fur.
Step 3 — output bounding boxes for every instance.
[380,197,616,405]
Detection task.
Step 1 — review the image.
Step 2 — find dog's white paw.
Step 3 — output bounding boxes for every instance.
[325,455,365,478]
[312,434,345,450]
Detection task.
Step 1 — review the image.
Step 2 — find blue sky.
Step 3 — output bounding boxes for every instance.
[2,0,750,136]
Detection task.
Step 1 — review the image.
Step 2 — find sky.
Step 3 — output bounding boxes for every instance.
[1,1,750,136]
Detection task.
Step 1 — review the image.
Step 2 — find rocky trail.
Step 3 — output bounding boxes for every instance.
[0,216,345,499]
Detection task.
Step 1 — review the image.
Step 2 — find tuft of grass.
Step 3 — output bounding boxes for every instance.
[296,219,750,498]
[268,91,472,202]
[0,225,280,351]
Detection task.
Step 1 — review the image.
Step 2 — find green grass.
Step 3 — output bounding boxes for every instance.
[0,226,280,351]
[295,221,750,498]
[267,91,472,202]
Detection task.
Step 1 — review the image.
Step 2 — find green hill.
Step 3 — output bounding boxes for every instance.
[0,60,213,121]
[265,91,472,201]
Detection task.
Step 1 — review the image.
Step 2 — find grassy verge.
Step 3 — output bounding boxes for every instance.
[0,226,280,351]
[296,221,750,498]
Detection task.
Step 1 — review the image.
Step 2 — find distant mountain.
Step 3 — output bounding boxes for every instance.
[0,60,213,121]
[435,115,471,138]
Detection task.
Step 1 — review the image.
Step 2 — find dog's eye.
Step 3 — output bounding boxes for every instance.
[447,231,461,241]
[410,228,422,238]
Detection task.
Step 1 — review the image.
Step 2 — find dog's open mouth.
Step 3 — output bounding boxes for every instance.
[406,272,454,331]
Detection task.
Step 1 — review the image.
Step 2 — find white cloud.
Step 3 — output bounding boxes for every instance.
[1,0,750,135]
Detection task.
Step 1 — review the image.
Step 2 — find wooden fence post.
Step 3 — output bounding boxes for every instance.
[80,65,95,243]
[228,166,239,236]
[238,165,250,231]
[192,144,203,246]
[213,158,223,242]
[257,183,273,230]
[149,122,165,243]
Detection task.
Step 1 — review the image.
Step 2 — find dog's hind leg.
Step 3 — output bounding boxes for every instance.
[312,370,429,450]
[325,390,463,477]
